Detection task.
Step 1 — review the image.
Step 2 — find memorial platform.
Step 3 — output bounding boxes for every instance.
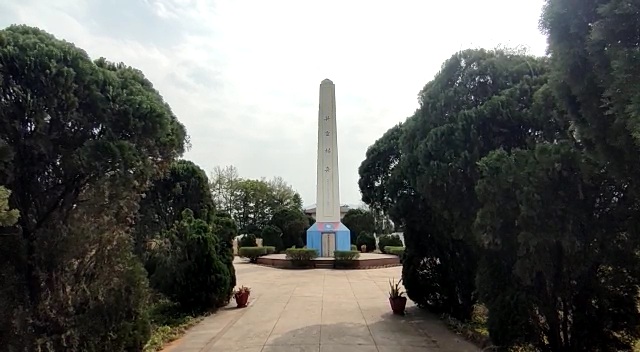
[255,253,401,270]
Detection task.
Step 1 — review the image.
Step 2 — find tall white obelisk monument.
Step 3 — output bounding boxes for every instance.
[306,79,351,257]
[316,79,341,222]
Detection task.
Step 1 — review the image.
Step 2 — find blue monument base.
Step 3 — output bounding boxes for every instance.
[306,221,351,257]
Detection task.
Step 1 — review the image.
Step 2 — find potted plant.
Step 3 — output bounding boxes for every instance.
[388,278,407,315]
[234,285,251,308]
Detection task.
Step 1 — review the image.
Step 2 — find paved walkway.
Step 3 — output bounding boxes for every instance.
[163,258,480,352]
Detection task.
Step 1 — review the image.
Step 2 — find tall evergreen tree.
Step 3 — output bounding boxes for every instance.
[0,25,186,351]
[400,49,566,320]
[541,0,640,191]
[476,143,640,350]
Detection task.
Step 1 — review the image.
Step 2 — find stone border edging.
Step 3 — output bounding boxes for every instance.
[254,255,402,270]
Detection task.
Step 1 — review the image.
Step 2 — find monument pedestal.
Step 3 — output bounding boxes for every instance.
[306,222,351,257]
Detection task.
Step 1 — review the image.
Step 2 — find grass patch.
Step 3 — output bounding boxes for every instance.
[440,305,541,351]
[143,299,207,352]
[441,305,490,349]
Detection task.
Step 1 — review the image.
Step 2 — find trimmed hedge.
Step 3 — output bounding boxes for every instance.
[385,246,405,257]
[263,246,276,255]
[285,248,318,268]
[334,250,360,260]
[334,250,360,269]
[378,234,403,253]
[351,244,357,251]
[238,246,266,263]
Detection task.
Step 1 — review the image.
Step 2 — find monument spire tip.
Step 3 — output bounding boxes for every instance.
[321,78,334,85]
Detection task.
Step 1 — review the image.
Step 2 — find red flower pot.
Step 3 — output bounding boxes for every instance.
[235,292,250,308]
[389,296,407,315]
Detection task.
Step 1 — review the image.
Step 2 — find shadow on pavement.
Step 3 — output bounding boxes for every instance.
[261,306,480,352]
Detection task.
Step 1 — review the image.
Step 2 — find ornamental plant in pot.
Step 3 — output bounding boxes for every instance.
[388,278,407,315]
[234,285,251,308]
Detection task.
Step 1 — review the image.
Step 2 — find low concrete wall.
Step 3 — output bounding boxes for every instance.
[255,255,401,270]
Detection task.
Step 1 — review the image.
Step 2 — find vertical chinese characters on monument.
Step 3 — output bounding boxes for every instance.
[323,115,332,211]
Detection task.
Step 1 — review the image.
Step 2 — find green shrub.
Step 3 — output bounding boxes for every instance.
[386,246,405,256]
[238,234,258,248]
[334,250,360,268]
[356,232,376,252]
[238,246,267,263]
[378,234,403,253]
[351,244,357,251]
[152,210,232,313]
[211,214,237,299]
[263,246,276,255]
[334,250,361,260]
[285,248,318,267]
[144,299,203,352]
[261,225,284,252]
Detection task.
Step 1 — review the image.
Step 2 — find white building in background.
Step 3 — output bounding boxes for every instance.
[303,204,351,220]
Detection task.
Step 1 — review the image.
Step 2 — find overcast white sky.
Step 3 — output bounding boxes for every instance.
[0,0,548,206]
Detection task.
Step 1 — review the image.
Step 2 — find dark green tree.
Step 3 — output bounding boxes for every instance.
[270,208,308,248]
[403,49,565,320]
[341,208,376,244]
[152,210,232,313]
[355,232,376,252]
[261,225,284,252]
[0,25,186,351]
[475,143,640,350]
[358,123,406,220]
[211,212,238,291]
[360,48,568,321]
[541,0,640,192]
[358,123,413,233]
[238,233,258,248]
[136,160,236,305]
[135,160,215,260]
[377,234,402,253]
[307,214,316,226]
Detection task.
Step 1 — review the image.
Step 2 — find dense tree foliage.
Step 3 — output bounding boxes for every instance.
[269,207,308,248]
[355,232,376,252]
[211,212,238,290]
[261,225,284,252]
[137,160,236,308]
[238,233,258,248]
[358,123,405,220]
[476,144,640,350]
[402,48,566,320]
[541,0,640,191]
[0,25,186,351]
[135,160,215,260]
[377,234,403,253]
[210,165,303,234]
[151,210,233,313]
[359,3,640,347]
[341,208,376,244]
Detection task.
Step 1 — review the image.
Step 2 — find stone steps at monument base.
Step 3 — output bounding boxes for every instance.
[314,262,335,269]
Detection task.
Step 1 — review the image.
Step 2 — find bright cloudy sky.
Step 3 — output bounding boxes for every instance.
[0,0,548,207]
